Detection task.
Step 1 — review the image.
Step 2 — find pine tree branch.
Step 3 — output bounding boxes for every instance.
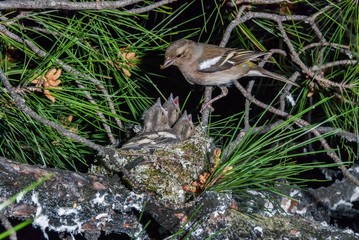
[0,0,142,10]
[220,7,356,89]
[232,80,359,187]
[0,0,180,12]
[0,23,123,145]
[0,68,109,154]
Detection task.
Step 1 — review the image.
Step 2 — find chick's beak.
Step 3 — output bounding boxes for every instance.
[160,57,173,69]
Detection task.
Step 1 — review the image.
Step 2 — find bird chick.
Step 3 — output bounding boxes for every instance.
[142,98,162,133]
[153,105,171,131]
[122,99,173,150]
[142,98,170,133]
[172,111,195,141]
[161,39,299,111]
[163,93,180,127]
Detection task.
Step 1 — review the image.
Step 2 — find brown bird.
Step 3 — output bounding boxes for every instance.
[163,93,180,127]
[161,39,299,111]
[172,111,195,141]
[142,98,170,133]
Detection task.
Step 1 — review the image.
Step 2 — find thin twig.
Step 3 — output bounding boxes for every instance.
[201,87,213,127]
[0,212,17,240]
[225,120,287,157]
[316,127,358,142]
[244,81,255,129]
[310,60,358,72]
[220,5,250,47]
[333,92,359,105]
[301,42,351,55]
[235,0,292,3]
[280,71,301,112]
[128,0,180,14]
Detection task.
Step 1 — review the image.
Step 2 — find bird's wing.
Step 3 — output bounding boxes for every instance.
[198,49,269,73]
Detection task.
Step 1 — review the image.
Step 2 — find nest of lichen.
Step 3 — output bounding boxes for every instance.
[116,127,213,204]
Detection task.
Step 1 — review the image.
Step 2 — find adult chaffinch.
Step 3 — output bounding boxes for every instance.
[161,39,299,110]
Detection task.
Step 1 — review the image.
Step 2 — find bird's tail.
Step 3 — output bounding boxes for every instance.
[247,65,300,87]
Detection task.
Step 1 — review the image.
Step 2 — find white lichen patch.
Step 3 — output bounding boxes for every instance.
[95,213,109,220]
[123,192,145,212]
[58,207,78,216]
[254,226,263,237]
[31,191,83,239]
[52,221,83,234]
[33,215,50,240]
[192,227,204,237]
[286,94,296,107]
[350,187,359,202]
[263,200,275,217]
[330,199,353,210]
[15,190,26,203]
[91,192,109,206]
[29,191,85,239]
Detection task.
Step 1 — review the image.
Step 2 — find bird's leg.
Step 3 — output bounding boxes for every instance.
[200,86,228,112]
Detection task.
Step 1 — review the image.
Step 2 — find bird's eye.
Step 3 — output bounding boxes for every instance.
[176,53,182,58]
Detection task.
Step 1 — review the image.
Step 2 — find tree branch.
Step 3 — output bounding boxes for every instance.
[232,80,359,187]
[0,0,142,10]
[0,156,147,239]
[0,23,123,145]
[0,69,109,154]
[128,0,180,14]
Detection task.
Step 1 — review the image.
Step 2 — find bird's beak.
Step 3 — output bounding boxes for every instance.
[160,57,173,69]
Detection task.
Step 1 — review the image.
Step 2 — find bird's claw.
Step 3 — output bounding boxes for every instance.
[200,102,214,113]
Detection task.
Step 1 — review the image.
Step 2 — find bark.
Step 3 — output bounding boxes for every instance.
[0,157,148,239]
[1,156,358,239]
